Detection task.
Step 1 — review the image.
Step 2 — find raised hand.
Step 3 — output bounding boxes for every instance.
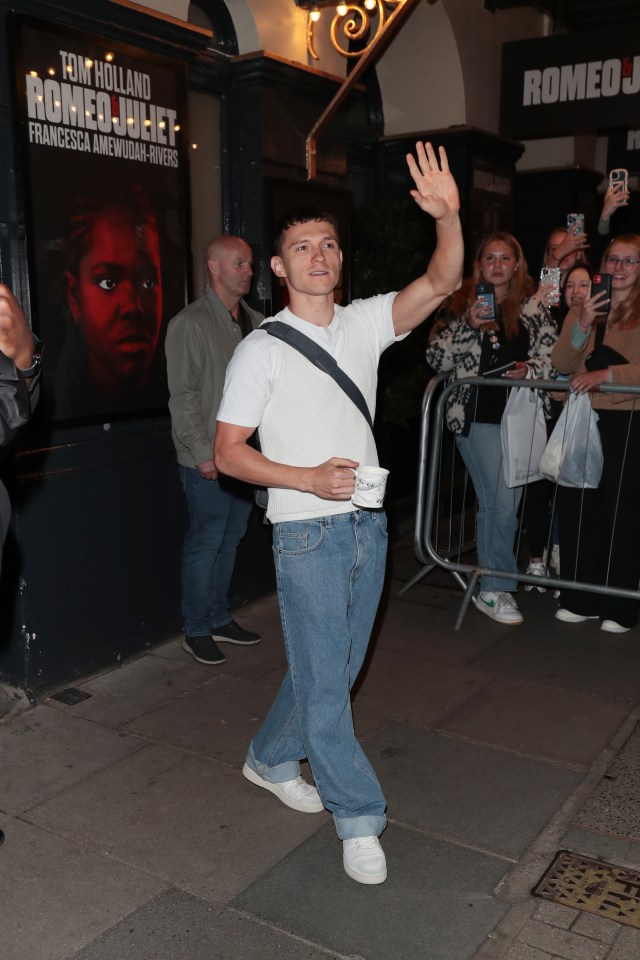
[0,284,35,370]
[602,182,630,220]
[406,142,460,222]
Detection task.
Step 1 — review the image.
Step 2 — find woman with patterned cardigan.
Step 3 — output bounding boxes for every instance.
[426,232,556,625]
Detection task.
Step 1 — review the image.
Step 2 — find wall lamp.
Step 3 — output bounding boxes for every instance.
[295,0,405,60]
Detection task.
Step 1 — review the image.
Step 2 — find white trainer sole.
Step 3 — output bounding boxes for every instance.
[242,763,324,813]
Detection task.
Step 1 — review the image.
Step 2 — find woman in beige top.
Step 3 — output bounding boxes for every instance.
[551,234,640,634]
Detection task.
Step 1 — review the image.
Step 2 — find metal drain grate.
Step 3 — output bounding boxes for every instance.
[50,687,92,705]
[533,850,640,929]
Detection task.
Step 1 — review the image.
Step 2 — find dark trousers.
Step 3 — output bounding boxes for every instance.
[558,409,640,628]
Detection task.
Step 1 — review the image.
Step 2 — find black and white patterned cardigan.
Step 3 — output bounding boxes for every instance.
[425,296,557,436]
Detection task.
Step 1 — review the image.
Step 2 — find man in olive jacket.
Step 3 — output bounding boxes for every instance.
[166,236,263,666]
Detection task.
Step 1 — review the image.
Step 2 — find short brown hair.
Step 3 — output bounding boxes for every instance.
[272,207,339,256]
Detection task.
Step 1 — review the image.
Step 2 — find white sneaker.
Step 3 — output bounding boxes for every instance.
[555,608,598,623]
[242,763,324,813]
[343,836,387,885]
[475,591,523,624]
[601,620,631,634]
[524,562,546,593]
[550,544,560,575]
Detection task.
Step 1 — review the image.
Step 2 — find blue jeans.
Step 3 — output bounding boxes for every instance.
[179,465,253,636]
[457,423,522,592]
[246,510,388,840]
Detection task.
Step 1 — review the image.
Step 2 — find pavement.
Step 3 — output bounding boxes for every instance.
[2,534,640,960]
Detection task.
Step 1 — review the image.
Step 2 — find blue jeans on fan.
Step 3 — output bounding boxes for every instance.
[245,509,388,840]
[179,465,253,637]
[457,422,522,592]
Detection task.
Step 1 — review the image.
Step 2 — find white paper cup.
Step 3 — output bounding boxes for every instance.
[351,465,389,509]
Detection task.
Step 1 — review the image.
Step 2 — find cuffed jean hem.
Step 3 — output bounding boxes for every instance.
[334,814,387,840]
[245,744,301,784]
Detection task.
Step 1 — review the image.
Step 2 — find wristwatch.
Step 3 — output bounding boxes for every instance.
[16,336,43,379]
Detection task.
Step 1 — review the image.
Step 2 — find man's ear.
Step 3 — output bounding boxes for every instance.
[65,270,80,325]
[271,255,286,278]
[207,258,219,280]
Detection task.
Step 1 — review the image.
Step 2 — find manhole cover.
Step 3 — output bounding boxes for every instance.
[533,850,640,929]
[50,688,92,705]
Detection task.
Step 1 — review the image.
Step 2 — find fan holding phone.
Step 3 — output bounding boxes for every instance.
[551,234,640,633]
[426,232,556,626]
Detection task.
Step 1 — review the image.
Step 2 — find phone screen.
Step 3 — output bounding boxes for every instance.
[591,274,612,315]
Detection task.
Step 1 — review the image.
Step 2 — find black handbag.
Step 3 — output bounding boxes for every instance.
[585,322,628,371]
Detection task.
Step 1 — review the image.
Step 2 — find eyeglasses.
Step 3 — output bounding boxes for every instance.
[604,255,640,268]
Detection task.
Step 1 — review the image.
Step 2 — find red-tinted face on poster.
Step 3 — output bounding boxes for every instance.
[15,20,189,421]
[65,202,163,397]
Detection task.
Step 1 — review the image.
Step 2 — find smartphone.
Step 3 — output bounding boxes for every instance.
[540,266,561,305]
[609,168,629,192]
[482,361,517,377]
[567,212,585,236]
[591,273,612,315]
[475,282,495,321]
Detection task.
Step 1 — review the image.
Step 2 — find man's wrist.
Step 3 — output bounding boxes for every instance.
[434,210,460,227]
[15,335,43,379]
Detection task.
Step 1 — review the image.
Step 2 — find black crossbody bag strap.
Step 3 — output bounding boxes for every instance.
[263,320,373,430]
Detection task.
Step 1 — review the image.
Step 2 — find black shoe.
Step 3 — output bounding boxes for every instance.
[183,635,226,664]
[211,619,262,646]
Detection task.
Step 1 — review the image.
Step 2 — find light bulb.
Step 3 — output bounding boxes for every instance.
[364,0,376,9]
[310,6,321,21]
[336,3,348,15]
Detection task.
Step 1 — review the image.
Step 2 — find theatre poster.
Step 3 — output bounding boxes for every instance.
[12,16,189,422]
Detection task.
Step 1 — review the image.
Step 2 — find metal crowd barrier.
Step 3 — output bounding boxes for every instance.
[403,374,640,630]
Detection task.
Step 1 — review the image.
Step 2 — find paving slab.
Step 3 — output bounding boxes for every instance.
[370,589,503,666]
[0,704,148,815]
[369,722,583,859]
[232,822,510,960]
[71,887,346,960]
[515,917,609,959]
[0,813,166,960]
[608,924,640,959]
[26,742,328,902]
[471,619,640,705]
[437,676,629,768]
[353,648,494,728]
[123,674,279,762]
[47,654,215,729]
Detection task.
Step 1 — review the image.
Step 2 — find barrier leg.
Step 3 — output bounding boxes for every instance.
[454,573,478,631]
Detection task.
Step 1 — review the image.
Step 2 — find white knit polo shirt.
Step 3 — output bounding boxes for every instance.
[217,294,402,524]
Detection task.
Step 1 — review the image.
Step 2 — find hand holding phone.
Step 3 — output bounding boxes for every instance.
[539,266,561,306]
[475,282,495,321]
[609,168,629,194]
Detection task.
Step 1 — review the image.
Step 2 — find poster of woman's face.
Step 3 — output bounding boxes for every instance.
[14,17,189,422]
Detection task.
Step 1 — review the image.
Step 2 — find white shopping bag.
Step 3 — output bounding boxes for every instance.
[539,392,603,489]
[501,386,547,488]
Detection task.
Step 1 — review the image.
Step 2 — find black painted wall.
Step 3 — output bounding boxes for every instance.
[0,0,279,697]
